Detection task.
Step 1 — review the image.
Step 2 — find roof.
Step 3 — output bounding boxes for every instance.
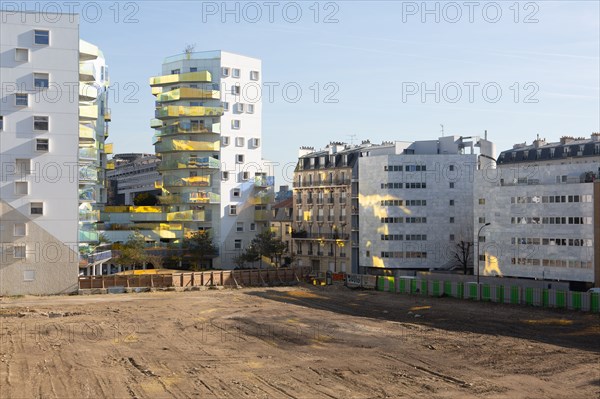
[497,136,600,165]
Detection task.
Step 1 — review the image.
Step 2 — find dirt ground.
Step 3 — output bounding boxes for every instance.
[1,284,598,399]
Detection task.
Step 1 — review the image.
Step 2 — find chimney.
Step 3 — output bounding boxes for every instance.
[298,146,315,157]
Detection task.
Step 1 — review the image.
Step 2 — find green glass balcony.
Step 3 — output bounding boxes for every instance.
[156,87,220,102]
[79,229,99,242]
[254,176,275,187]
[253,192,274,205]
[155,105,223,119]
[79,147,97,160]
[166,210,210,222]
[79,187,97,202]
[79,210,100,222]
[158,156,220,171]
[79,165,98,182]
[158,122,221,136]
[149,71,212,87]
[155,139,220,153]
[150,118,163,128]
[255,210,270,221]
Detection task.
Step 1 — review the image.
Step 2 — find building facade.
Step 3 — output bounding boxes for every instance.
[149,51,273,268]
[0,11,80,294]
[359,136,495,275]
[476,135,599,288]
[106,153,161,206]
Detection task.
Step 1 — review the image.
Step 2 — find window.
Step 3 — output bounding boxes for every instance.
[33,116,49,131]
[236,154,244,163]
[449,199,454,206]
[236,103,245,113]
[222,171,229,180]
[247,104,255,114]
[232,188,241,198]
[0,116,3,131]
[235,137,245,147]
[250,223,256,231]
[449,217,455,223]
[232,120,241,129]
[14,245,26,259]
[16,94,28,106]
[250,70,259,80]
[34,73,49,88]
[30,202,43,215]
[479,217,486,224]
[479,236,486,243]
[234,239,242,249]
[222,136,230,146]
[449,182,455,188]
[242,171,250,180]
[171,69,180,74]
[250,138,260,148]
[14,223,26,237]
[36,138,49,151]
[478,198,485,205]
[229,205,237,215]
[449,234,455,241]
[34,30,49,45]
[232,68,240,78]
[16,159,31,175]
[190,67,197,72]
[232,84,240,95]
[222,102,229,111]
[236,222,244,232]
[15,48,28,62]
[15,182,28,195]
[222,67,230,76]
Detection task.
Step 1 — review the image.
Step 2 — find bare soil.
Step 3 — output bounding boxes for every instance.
[1,285,598,398]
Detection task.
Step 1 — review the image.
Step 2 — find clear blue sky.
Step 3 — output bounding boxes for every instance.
[23,1,600,184]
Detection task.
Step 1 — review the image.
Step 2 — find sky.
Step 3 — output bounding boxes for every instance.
[13,0,600,185]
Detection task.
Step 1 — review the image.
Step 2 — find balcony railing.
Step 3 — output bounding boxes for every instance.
[254,176,275,187]
[79,83,98,100]
[255,210,270,221]
[156,139,220,153]
[79,187,97,202]
[155,105,224,119]
[149,71,212,86]
[293,179,351,188]
[291,232,349,240]
[163,175,211,187]
[166,210,210,222]
[79,165,98,182]
[158,122,221,136]
[78,210,100,222]
[79,63,95,81]
[79,105,98,120]
[155,87,220,102]
[158,156,220,171]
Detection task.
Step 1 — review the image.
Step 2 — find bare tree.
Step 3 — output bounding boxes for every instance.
[450,229,474,274]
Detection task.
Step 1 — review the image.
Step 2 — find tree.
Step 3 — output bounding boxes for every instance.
[182,230,218,271]
[134,192,158,206]
[248,230,288,268]
[453,239,473,275]
[115,232,149,269]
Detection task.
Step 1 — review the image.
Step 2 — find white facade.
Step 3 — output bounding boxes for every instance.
[151,51,271,268]
[0,11,80,294]
[358,136,495,274]
[476,136,599,286]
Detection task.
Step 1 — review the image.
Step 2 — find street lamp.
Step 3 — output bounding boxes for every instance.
[476,223,491,295]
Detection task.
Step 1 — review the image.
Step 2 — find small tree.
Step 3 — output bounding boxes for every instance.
[249,230,288,268]
[134,192,158,206]
[182,230,218,271]
[116,232,149,269]
[453,240,473,275]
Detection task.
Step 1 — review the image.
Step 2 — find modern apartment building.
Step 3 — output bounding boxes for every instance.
[292,141,397,273]
[476,135,599,288]
[149,51,273,268]
[106,153,161,206]
[0,11,81,294]
[359,135,495,275]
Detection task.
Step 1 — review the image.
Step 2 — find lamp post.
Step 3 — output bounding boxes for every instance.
[476,222,491,299]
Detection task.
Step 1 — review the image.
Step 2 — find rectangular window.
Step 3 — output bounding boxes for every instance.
[235,137,245,147]
[229,205,237,215]
[30,202,43,215]
[222,171,229,180]
[222,136,230,146]
[236,154,244,163]
[190,67,197,72]
[171,69,180,74]
[36,138,49,151]
[449,199,454,206]
[234,239,242,249]
[15,48,29,62]
[232,68,240,78]
[247,104,255,114]
[14,245,26,259]
[449,217,455,223]
[16,94,28,106]
[449,182,455,188]
[34,30,49,45]
[0,116,3,131]
[478,198,485,205]
[251,138,260,148]
[250,223,256,231]
[34,73,49,88]
[14,223,27,237]
[33,116,49,131]
[15,182,28,195]
[479,217,486,224]
[16,159,31,175]
[250,70,259,80]
[232,120,241,129]
[232,188,241,197]
[236,222,244,232]
[237,103,245,113]
[449,234,455,241]
[222,67,230,77]
[222,101,229,111]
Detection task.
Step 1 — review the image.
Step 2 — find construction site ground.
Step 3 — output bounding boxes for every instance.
[0,284,598,398]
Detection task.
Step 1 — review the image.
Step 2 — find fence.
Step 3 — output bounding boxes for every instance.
[370,276,600,313]
[79,267,311,290]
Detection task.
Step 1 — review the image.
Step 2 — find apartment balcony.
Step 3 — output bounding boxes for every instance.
[155,87,220,102]
[79,210,100,222]
[155,139,220,153]
[292,179,351,188]
[79,187,97,202]
[150,118,163,128]
[253,192,274,205]
[163,175,211,188]
[79,229,99,242]
[188,191,220,204]
[104,143,113,154]
[79,125,95,143]
[255,210,270,221]
[155,105,224,119]
[158,122,221,136]
[166,210,210,222]
[149,71,213,87]
[79,40,99,61]
[106,160,115,170]
[79,147,98,161]
[79,165,98,182]
[158,156,220,171]
[79,105,99,121]
[254,176,275,188]
[79,84,98,101]
[79,63,95,82]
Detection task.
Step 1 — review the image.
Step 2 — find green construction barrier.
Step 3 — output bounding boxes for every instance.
[468,283,477,300]
[542,289,549,307]
[420,280,428,295]
[496,285,504,303]
[591,293,599,312]
[482,284,491,301]
[377,276,384,291]
[411,279,418,294]
[571,292,582,311]
[525,287,534,305]
[456,282,464,298]
[556,291,566,308]
[443,281,452,296]
[510,286,520,304]
[432,281,441,296]
[399,278,407,293]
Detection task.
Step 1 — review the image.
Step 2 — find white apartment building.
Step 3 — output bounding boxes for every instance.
[476,135,599,288]
[0,11,80,295]
[359,135,495,275]
[150,51,272,268]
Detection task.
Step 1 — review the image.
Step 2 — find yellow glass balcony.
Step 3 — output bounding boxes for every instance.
[155,87,220,102]
[255,210,270,221]
[159,122,221,136]
[158,156,220,171]
[155,139,220,153]
[79,63,95,82]
[149,71,212,87]
[106,160,115,170]
[79,40,99,61]
[253,193,274,205]
[79,105,98,121]
[79,84,98,101]
[188,191,220,204]
[163,175,211,188]
[79,124,95,143]
[166,210,208,222]
[155,105,223,119]
[105,143,113,154]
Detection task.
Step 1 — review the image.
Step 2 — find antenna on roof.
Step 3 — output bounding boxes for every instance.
[440,124,444,137]
[184,43,196,57]
[347,134,357,145]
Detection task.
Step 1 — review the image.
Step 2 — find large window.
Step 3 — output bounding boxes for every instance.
[34,73,49,88]
[15,48,29,62]
[30,202,44,215]
[0,116,3,131]
[15,94,28,106]
[34,30,49,45]
[36,138,49,151]
[33,116,49,131]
